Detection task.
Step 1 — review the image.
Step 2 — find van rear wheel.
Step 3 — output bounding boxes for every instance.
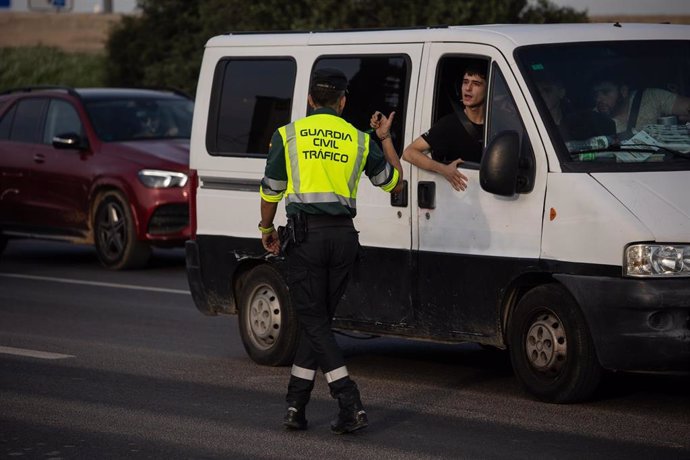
[508,284,602,403]
[238,264,298,366]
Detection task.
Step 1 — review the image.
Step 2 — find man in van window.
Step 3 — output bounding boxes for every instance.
[258,68,402,434]
[591,73,690,139]
[397,61,487,192]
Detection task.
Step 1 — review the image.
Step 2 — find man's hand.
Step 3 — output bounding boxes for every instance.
[441,158,469,191]
[262,230,281,255]
[370,111,395,139]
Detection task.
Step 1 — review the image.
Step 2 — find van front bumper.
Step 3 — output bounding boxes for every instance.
[555,274,690,373]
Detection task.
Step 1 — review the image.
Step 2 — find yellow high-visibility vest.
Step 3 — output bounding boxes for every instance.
[279,113,369,209]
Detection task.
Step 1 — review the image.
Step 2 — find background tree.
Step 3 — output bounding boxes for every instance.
[106,0,587,96]
[106,0,202,96]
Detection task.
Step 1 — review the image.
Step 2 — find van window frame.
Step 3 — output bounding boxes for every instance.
[427,54,491,170]
[311,53,413,155]
[206,56,297,158]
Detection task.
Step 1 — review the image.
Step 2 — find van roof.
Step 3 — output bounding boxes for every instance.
[205,23,689,49]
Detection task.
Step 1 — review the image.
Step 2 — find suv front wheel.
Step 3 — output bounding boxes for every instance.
[94,191,151,270]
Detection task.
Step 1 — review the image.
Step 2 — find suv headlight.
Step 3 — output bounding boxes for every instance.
[138,169,188,188]
[624,244,690,277]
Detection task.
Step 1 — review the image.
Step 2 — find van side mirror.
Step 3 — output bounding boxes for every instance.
[480,130,520,196]
[53,132,88,151]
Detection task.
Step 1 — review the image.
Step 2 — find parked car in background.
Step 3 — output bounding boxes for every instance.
[0,87,193,269]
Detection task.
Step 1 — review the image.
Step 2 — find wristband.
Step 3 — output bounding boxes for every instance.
[258,222,275,234]
[378,132,391,141]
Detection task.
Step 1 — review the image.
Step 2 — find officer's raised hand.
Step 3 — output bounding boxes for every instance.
[370,111,396,140]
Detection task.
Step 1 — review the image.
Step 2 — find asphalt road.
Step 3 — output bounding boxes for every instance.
[1,239,688,459]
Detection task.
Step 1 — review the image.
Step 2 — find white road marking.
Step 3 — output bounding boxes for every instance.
[0,346,75,360]
[0,273,190,295]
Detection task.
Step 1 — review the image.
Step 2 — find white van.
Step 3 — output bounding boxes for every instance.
[186,23,690,403]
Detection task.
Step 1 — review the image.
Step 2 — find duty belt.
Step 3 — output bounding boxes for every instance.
[304,213,354,229]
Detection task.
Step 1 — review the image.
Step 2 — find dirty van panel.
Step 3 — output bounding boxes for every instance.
[335,246,413,328]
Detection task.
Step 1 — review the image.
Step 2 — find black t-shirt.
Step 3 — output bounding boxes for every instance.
[421,113,483,164]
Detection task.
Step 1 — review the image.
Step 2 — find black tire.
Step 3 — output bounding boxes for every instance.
[238,264,299,366]
[508,283,602,403]
[93,191,151,270]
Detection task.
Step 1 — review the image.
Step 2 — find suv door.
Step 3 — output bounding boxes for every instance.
[0,97,48,232]
[30,98,91,238]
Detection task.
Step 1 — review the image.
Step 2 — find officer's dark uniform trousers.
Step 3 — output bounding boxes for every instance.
[285,214,361,408]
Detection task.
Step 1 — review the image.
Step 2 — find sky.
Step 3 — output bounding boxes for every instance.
[3,0,689,15]
[547,0,690,15]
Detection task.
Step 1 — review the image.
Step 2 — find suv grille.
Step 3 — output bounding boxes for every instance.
[148,204,189,235]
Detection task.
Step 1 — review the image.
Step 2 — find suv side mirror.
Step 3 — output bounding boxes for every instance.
[53,132,88,150]
[480,130,520,196]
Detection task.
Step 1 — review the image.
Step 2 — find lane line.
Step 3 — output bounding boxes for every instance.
[0,346,75,360]
[0,273,191,295]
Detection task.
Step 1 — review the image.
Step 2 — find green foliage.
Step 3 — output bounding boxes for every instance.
[106,0,202,97]
[520,0,588,23]
[105,0,588,96]
[0,47,106,91]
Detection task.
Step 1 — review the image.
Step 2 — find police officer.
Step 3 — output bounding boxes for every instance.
[258,68,402,434]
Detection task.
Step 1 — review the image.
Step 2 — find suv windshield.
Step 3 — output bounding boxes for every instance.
[85,97,193,142]
[516,40,690,171]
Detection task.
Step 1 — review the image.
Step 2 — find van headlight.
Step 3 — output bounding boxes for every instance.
[624,244,690,277]
[138,170,188,188]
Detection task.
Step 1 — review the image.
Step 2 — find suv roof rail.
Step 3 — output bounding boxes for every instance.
[0,85,81,98]
[138,86,193,99]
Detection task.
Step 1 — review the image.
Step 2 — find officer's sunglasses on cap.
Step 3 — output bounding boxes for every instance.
[313,83,349,95]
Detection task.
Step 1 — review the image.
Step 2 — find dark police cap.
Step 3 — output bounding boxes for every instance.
[310,68,348,91]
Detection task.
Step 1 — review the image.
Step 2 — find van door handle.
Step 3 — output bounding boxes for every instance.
[33,153,46,164]
[418,181,436,209]
[390,180,408,207]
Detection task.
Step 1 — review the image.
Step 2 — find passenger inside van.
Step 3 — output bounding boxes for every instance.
[399,60,488,192]
[534,72,616,141]
[590,70,690,139]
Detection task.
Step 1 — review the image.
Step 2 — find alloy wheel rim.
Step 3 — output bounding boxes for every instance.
[97,201,127,260]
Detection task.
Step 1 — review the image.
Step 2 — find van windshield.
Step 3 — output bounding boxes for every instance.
[516,40,690,171]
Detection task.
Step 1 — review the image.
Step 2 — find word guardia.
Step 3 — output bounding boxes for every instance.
[300,128,354,163]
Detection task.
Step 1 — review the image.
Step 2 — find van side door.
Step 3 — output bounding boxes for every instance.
[306,44,423,328]
[412,44,547,343]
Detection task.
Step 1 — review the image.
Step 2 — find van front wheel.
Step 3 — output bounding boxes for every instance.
[508,284,601,403]
[238,264,298,366]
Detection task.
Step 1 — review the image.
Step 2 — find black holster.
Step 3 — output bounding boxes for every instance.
[279,213,308,254]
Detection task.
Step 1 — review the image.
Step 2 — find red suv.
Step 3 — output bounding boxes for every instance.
[0,87,193,269]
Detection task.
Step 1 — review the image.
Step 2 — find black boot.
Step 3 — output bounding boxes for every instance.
[283,406,308,430]
[330,396,368,434]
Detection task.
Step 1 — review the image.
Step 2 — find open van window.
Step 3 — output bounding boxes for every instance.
[517,40,690,171]
[312,55,411,154]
